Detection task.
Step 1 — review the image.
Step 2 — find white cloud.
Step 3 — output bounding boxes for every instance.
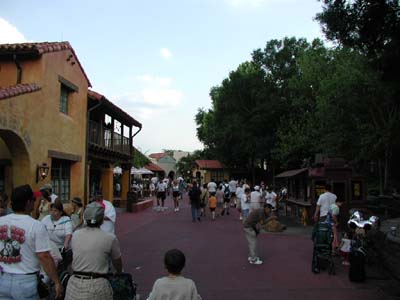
[160,48,172,59]
[0,18,28,44]
[111,74,183,121]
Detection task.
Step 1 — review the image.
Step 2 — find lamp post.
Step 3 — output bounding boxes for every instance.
[36,163,50,183]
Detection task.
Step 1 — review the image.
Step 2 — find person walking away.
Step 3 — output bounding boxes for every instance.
[326,198,344,253]
[199,184,209,217]
[207,179,217,196]
[265,186,278,214]
[228,178,238,207]
[172,180,181,212]
[235,182,244,220]
[94,191,116,234]
[70,197,84,231]
[189,181,201,222]
[0,184,63,299]
[215,186,224,217]
[156,179,167,212]
[221,180,231,216]
[249,186,262,213]
[65,202,123,300]
[208,193,217,220]
[240,188,251,221]
[313,184,337,222]
[147,249,200,300]
[243,204,272,265]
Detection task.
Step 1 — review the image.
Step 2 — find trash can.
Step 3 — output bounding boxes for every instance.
[126,191,138,212]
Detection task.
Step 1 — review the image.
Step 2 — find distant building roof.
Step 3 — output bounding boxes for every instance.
[195,160,224,169]
[275,168,308,178]
[88,89,142,128]
[0,83,41,101]
[144,162,165,172]
[0,41,91,87]
[149,153,166,160]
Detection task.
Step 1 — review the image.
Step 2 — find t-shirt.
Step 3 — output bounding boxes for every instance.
[148,276,199,300]
[157,182,166,192]
[235,186,244,200]
[41,215,73,248]
[216,190,224,203]
[265,191,277,208]
[240,193,250,210]
[326,203,340,225]
[50,193,58,204]
[317,192,337,217]
[71,227,121,274]
[207,182,217,193]
[0,214,51,274]
[228,180,237,193]
[99,200,116,234]
[208,196,217,209]
[340,238,351,253]
[250,191,261,211]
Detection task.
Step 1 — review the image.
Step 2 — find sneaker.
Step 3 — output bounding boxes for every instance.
[248,256,259,261]
[249,258,263,265]
[239,216,243,220]
[221,210,225,216]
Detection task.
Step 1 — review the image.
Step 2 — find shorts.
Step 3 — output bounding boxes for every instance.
[209,207,216,212]
[230,192,236,198]
[223,198,231,203]
[209,192,216,196]
[172,191,180,198]
[157,191,166,200]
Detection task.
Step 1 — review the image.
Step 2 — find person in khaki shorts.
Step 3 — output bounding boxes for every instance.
[65,202,123,300]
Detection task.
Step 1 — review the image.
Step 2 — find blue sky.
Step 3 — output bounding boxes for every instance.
[0,0,325,155]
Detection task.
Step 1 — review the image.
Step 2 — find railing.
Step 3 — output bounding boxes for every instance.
[89,121,131,155]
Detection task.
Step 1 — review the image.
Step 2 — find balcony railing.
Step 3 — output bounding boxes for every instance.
[89,121,131,155]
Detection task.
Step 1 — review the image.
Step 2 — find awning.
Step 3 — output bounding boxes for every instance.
[275,168,308,178]
[131,167,154,175]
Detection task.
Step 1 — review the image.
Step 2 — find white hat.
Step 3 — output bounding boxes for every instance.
[254,185,260,191]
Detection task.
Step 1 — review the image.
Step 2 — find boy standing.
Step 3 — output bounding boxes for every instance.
[208,194,217,220]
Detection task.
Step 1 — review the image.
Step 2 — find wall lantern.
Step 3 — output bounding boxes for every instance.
[36,163,50,183]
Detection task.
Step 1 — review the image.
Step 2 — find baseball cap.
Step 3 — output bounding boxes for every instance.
[84,202,105,224]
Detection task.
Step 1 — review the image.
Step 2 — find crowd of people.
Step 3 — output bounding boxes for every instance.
[0,183,121,300]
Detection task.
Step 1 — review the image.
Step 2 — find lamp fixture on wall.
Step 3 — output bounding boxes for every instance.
[36,163,50,183]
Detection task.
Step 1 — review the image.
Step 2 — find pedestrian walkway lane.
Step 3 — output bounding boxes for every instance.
[116,194,395,300]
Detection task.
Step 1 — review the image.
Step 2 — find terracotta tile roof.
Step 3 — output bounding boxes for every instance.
[88,89,142,128]
[195,160,224,169]
[149,153,166,160]
[0,83,41,101]
[0,41,91,87]
[144,162,165,172]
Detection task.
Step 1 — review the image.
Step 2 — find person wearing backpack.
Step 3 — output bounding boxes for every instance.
[221,180,231,216]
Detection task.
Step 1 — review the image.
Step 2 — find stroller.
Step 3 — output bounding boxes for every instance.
[311,221,335,275]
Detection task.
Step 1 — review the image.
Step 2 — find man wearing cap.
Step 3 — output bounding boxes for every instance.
[93,191,116,234]
[40,183,59,204]
[243,204,272,265]
[65,202,123,300]
[0,184,63,300]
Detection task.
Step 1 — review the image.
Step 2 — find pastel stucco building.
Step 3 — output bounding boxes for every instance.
[149,152,176,178]
[0,42,141,205]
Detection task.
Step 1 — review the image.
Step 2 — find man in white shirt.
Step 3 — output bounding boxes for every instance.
[0,185,62,299]
[228,178,238,207]
[265,186,278,210]
[156,180,167,211]
[207,179,217,196]
[313,184,337,222]
[94,191,116,234]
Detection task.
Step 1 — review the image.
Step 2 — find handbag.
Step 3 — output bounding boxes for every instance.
[107,272,137,300]
[37,273,49,298]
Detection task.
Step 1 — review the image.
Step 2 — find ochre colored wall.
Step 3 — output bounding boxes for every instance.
[0,49,88,199]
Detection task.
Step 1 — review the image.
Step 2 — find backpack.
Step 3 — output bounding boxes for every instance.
[223,184,230,199]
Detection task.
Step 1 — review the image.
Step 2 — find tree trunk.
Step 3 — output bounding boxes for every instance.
[384,145,390,193]
[378,159,383,195]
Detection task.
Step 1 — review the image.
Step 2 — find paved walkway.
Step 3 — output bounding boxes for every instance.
[116,194,398,300]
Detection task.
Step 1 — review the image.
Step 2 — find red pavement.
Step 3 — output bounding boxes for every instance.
[116,194,394,300]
